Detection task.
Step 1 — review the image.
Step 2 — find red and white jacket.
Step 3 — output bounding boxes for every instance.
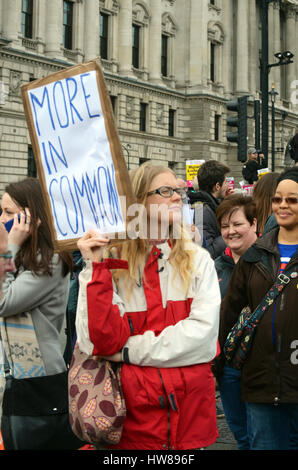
[76,241,221,450]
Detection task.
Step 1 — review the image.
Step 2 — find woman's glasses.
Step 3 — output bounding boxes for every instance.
[0,250,13,260]
[147,186,186,198]
[272,196,298,205]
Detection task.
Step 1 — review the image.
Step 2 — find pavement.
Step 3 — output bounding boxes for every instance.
[206,395,238,451]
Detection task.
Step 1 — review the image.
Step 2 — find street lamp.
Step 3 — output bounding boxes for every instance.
[122,144,131,170]
[268,51,294,69]
[268,83,278,172]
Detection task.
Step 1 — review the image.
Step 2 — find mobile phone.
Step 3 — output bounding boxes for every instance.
[4,214,21,233]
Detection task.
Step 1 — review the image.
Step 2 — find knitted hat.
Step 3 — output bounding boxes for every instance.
[277,167,298,185]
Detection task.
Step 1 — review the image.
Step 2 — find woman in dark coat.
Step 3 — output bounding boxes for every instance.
[219,168,298,450]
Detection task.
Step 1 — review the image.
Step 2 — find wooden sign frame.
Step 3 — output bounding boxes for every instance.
[21,59,135,252]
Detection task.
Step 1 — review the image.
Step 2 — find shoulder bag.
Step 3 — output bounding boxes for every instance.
[68,342,126,446]
[0,313,84,450]
[224,265,297,370]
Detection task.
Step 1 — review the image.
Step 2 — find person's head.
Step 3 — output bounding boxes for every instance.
[248,147,258,161]
[111,163,196,295]
[0,177,71,275]
[192,175,199,191]
[272,167,298,231]
[176,178,187,190]
[216,194,257,261]
[197,160,230,198]
[252,172,280,233]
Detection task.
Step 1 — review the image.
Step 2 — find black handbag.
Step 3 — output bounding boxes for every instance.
[1,335,84,450]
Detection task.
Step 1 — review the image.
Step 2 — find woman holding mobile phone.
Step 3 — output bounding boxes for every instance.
[0,177,73,443]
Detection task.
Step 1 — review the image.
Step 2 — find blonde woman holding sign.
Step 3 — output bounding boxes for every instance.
[76,163,221,450]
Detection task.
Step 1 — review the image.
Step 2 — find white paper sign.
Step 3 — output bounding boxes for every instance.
[27,70,125,240]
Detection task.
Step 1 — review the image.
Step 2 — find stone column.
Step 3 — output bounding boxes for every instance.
[222,0,234,95]
[35,0,46,54]
[149,0,162,84]
[189,0,208,89]
[2,0,22,43]
[272,1,281,98]
[44,0,63,58]
[248,0,258,94]
[236,0,249,94]
[285,5,296,103]
[84,0,99,60]
[118,0,133,76]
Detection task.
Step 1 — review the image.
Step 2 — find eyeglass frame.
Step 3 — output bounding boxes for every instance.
[0,250,13,260]
[147,186,186,198]
[271,196,298,205]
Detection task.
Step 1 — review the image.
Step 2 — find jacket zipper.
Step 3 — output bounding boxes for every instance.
[275,334,282,405]
[157,369,171,449]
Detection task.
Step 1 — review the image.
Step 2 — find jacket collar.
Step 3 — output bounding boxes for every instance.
[242,226,298,263]
[241,227,279,263]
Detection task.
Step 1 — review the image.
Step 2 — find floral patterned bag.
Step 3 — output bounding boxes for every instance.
[68,342,126,446]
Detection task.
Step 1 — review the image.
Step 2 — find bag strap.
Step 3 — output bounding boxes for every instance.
[1,342,12,378]
[249,263,297,325]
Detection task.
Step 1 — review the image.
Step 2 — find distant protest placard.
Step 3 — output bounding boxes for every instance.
[186,160,205,187]
[22,59,134,251]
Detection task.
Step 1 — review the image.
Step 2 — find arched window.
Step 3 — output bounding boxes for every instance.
[161,12,177,85]
[99,0,119,68]
[132,1,150,79]
[208,21,224,87]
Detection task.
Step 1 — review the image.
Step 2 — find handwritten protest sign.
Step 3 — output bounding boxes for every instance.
[22,59,134,251]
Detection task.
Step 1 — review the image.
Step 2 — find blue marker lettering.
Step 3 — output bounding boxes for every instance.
[41,141,52,175]
[53,81,69,129]
[66,77,83,124]
[80,73,100,119]
[86,172,107,228]
[48,136,68,173]
[60,176,79,234]
[73,173,99,231]
[30,87,55,136]
[49,178,67,237]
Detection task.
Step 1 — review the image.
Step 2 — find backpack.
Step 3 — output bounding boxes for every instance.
[242,163,251,182]
[63,251,84,366]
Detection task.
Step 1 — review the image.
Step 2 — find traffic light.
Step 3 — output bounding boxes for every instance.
[226,96,248,162]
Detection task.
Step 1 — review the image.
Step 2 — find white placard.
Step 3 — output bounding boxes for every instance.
[27,70,125,241]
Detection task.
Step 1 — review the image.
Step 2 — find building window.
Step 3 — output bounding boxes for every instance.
[139,157,149,165]
[168,161,177,171]
[208,22,224,85]
[169,109,175,137]
[21,0,33,39]
[132,24,140,69]
[63,0,73,50]
[100,13,109,60]
[161,34,168,77]
[210,43,215,82]
[110,95,117,118]
[28,146,37,177]
[140,102,147,132]
[214,114,220,141]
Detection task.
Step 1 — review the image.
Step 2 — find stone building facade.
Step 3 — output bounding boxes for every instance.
[0,0,298,193]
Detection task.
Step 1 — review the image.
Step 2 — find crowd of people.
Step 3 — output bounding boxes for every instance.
[0,142,297,451]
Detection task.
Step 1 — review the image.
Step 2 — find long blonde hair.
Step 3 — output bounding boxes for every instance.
[107,163,197,295]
